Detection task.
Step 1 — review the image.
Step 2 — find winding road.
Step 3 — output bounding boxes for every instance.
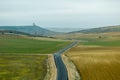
[54,41,78,80]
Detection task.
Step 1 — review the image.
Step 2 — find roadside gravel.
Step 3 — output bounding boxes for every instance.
[44,55,57,80]
[62,54,81,80]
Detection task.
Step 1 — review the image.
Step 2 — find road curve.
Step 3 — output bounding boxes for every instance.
[54,41,78,80]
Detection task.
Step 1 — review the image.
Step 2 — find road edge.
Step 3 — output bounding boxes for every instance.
[61,54,81,80]
[44,55,57,80]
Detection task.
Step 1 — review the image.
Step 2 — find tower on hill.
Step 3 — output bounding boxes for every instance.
[33,23,36,26]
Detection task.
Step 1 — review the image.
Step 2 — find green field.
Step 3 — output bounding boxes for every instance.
[0,55,47,80]
[0,35,70,54]
[80,41,120,46]
[0,35,71,79]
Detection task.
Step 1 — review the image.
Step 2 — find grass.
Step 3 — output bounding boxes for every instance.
[65,32,120,80]
[0,35,70,54]
[77,33,120,46]
[66,46,120,80]
[58,30,120,80]
[80,40,120,46]
[0,55,47,80]
[0,35,71,79]
[57,32,120,41]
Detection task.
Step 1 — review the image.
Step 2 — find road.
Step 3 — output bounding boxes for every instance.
[54,41,78,80]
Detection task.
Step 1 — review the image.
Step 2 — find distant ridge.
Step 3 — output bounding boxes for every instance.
[69,25,120,33]
[0,24,60,36]
[47,27,83,33]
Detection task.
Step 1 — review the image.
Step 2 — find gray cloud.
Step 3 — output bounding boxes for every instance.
[0,0,120,28]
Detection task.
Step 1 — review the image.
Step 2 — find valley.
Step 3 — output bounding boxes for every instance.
[0,25,120,80]
[1,0,120,80]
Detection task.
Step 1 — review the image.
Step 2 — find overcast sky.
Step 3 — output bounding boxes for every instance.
[0,0,120,28]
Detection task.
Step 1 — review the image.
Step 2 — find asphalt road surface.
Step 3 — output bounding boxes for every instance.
[54,41,78,80]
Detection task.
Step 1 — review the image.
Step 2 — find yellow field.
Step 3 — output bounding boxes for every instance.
[66,46,120,80]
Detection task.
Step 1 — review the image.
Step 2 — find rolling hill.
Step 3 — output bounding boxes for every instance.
[0,24,60,36]
[56,25,120,40]
[70,25,120,34]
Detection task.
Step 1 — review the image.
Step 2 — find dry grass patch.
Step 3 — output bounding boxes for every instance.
[66,46,120,80]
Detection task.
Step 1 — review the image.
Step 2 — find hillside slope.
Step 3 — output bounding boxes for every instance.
[0,24,60,36]
[70,25,120,33]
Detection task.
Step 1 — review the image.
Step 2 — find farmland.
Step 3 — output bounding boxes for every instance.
[0,35,71,80]
[57,32,120,41]
[0,35,70,54]
[80,40,120,46]
[66,46,120,80]
[65,32,120,80]
[0,55,47,80]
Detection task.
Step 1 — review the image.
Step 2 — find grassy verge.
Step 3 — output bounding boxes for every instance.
[0,55,47,80]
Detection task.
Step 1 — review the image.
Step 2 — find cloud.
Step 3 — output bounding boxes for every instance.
[0,0,120,28]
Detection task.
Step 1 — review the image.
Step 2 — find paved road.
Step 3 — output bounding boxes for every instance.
[54,41,78,80]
